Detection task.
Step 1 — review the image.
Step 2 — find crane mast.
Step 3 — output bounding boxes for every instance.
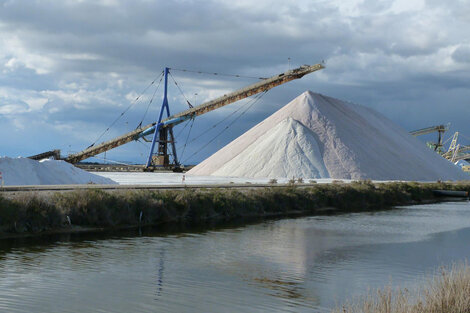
[409,124,448,153]
[65,63,325,166]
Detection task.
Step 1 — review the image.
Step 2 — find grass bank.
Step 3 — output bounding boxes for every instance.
[0,181,469,237]
[333,262,470,313]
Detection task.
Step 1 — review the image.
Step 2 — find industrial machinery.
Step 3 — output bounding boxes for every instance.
[65,63,325,170]
[409,127,470,166]
[28,150,61,161]
[409,124,448,153]
[450,145,470,162]
[415,130,470,164]
[442,132,459,161]
[434,131,470,164]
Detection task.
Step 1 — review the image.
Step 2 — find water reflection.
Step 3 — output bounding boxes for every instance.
[156,247,165,298]
[252,276,319,307]
[0,202,470,312]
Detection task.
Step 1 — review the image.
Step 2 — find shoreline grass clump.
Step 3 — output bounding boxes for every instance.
[334,262,470,313]
[0,181,469,236]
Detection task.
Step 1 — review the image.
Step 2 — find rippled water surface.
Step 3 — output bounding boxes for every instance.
[2,201,470,312]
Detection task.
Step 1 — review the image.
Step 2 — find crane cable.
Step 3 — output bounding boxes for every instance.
[179,117,196,161]
[169,71,193,108]
[89,155,133,166]
[174,117,193,140]
[87,71,164,148]
[136,73,165,129]
[441,134,454,147]
[182,90,268,163]
[183,90,264,148]
[170,67,266,80]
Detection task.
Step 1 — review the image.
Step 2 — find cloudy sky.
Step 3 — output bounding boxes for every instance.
[1,0,469,164]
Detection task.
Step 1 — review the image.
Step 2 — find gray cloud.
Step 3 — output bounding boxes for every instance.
[1,0,470,163]
[452,45,470,64]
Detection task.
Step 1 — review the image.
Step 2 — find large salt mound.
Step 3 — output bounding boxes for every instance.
[0,157,116,185]
[189,91,469,181]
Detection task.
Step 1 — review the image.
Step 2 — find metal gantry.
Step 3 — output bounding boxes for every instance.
[65,63,325,168]
[409,124,448,153]
[145,67,180,169]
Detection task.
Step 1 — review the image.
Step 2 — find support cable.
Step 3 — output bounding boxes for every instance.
[87,71,164,148]
[136,138,150,148]
[174,118,192,140]
[179,117,195,161]
[133,138,158,161]
[137,73,164,129]
[442,135,454,147]
[185,90,265,147]
[170,67,266,80]
[89,155,132,166]
[182,90,268,163]
[169,71,193,108]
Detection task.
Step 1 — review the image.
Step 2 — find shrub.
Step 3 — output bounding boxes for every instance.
[2,181,470,235]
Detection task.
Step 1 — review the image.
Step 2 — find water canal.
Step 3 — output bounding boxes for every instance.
[1,201,470,312]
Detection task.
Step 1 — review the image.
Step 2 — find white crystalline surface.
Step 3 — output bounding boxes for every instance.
[0,157,116,185]
[189,91,469,181]
[212,117,329,178]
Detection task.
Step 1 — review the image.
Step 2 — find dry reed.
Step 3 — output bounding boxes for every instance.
[334,262,470,313]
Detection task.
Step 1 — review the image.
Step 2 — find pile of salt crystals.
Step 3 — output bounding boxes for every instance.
[189,91,469,181]
[0,157,116,185]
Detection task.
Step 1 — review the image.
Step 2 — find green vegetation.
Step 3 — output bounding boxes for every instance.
[334,262,470,313]
[0,181,469,236]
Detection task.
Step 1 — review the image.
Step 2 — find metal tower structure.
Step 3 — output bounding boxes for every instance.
[145,67,179,169]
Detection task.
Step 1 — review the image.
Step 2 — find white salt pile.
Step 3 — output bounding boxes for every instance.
[0,157,116,185]
[189,91,469,181]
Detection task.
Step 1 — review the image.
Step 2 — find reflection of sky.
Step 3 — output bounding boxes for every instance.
[1,202,470,312]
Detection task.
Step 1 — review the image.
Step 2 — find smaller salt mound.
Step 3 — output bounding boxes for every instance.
[212,117,329,178]
[0,157,116,185]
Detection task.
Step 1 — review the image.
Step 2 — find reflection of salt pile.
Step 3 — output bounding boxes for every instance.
[189,91,469,181]
[0,157,116,185]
